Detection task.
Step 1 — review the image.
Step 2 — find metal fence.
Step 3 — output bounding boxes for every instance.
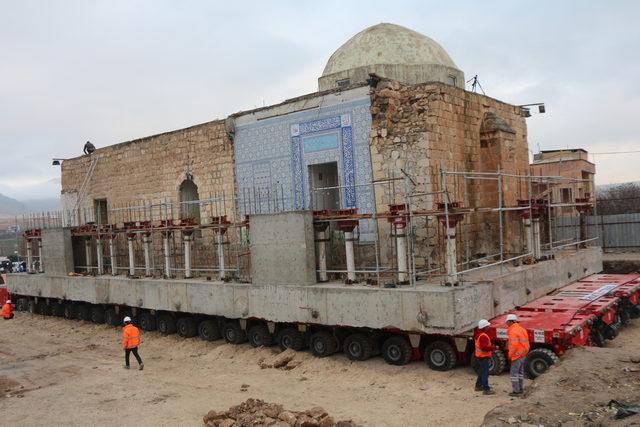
[554,213,640,249]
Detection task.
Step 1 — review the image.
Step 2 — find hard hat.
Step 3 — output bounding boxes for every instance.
[506,314,518,322]
[478,319,490,329]
[123,316,132,324]
[6,300,11,304]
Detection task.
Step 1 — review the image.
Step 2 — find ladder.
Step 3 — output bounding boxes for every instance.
[73,155,98,223]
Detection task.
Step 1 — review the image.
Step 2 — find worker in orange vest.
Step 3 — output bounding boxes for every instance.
[1,299,14,319]
[122,316,144,370]
[474,319,496,395]
[506,313,530,396]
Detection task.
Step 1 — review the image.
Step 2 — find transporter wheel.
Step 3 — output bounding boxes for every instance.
[51,302,65,317]
[16,298,29,312]
[382,335,412,366]
[590,328,606,347]
[76,305,91,321]
[343,333,374,361]
[471,350,507,375]
[631,304,640,319]
[37,300,52,316]
[104,308,118,326]
[247,324,273,347]
[198,319,221,341]
[157,315,177,335]
[176,317,198,338]
[63,303,76,319]
[524,348,559,379]
[223,321,247,344]
[276,327,305,351]
[27,299,37,315]
[604,324,619,340]
[620,308,631,325]
[91,306,105,324]
[424,340,457,371]
[139,312,157,331]
[310,331,339,357]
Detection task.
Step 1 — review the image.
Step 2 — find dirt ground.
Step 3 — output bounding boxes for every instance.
[0,313,520,426]
[483,320,640,426]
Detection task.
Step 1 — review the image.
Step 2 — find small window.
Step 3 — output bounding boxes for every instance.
[336,78,350,89]
[447,75,457,86]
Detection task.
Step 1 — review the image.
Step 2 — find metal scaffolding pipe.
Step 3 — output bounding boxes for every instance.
[532,217,542,259]
[217,233,225,281]
[162,232,171,278]
[396,224,408,283]
[84,237,92,274]
[344,231,356,282]
[143,233,152,277]
[96,238,104,275]
[183,233,192,279]
[109,237,117,276]
[127,235,136,276]
[37,239,44,273]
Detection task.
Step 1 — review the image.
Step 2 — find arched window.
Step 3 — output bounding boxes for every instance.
[179,179,200,223]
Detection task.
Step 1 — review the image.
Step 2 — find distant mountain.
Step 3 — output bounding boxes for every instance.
[0,193,60,215]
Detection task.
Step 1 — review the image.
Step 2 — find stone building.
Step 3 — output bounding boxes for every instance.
[59,23,534,281]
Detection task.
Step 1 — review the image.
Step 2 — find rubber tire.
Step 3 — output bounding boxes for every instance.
[382,335,412,366]
[27,299,37,314]
[51,302,65,317]
[157,315,177,335]
[524,348,559,379]
[631,304,640,319]
[76,305,91,321]
[198,319,221,341]
[310,331,339,357]
[590,328,605,347]
[343,333,374,361]
[177,317,198,338]
[91,306,105,324]
[37,300,52,316]
[63,303,76,319]
[424,340,457,371]
[16,298,28,312]
[620,308,631,325]
[139,312,157,331]
[276,327,305,351]
[604,324,619,340]
[471,350,507,375]
[247,324,273,347]
[104,308,118,326]
[223,322,247,344]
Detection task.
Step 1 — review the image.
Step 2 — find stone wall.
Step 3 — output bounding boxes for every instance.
[368,80,529,270]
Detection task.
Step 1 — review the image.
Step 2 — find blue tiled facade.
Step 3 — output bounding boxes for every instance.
[234,97,374,227]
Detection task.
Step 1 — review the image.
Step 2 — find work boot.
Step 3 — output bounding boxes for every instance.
[508,392,520,397]
[139,363,144,371]
[483,390,495,395]
[474,386,483,392]
[124,365,130,370]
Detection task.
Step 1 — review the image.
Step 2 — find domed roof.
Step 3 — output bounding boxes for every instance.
[322,23,459,76]
[318,23,464,91]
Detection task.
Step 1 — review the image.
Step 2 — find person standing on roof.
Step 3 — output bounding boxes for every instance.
[83,141,95,155]
[506,314,529,396]
[474,319,496,395]
[122,316,144,370]
[1,299,14,319]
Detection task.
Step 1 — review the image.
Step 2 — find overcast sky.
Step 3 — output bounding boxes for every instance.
[0,0,638,200]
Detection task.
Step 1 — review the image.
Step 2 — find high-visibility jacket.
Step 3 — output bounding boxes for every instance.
[122,324,141,349]
[507,322,530,361]
[475,332,494,358]
[1,303,13,319]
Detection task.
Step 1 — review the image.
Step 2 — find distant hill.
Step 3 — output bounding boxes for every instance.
[0,193,60,215]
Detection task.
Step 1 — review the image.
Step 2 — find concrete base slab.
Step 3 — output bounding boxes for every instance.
[8,247,602,335]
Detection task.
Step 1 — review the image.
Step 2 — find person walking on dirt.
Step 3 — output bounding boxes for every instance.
[474,319,496,395]
[506,314,529,396]
[1,299,14,319]
[122,316,144,370]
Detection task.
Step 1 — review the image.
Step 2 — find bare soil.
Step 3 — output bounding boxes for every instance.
[0,313,517,426]
[483,320,640,426]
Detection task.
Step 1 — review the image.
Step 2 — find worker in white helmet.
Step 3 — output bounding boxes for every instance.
[506,313,529,396]
[474,319,496,395]
[122,316,144,370]
[1,299,14,319]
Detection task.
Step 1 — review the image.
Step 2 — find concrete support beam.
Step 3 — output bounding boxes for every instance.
[96,238,104,275]
[162,232,171,278]
[84,237,92,274]
[143,233,152,277]
[216,232,225,281]
[109,237,117,276]
[37,239,44,273]
[127,235,136,277]
[183,232,193,279]
[532,217,542,259]
[26,240,33,273]
[344,231,356,282]
[395,224,408,283]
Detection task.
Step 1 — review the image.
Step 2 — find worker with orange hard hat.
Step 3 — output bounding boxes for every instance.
[474,319,496,395]
[122,316,144,370]
[1,299,14,320]
[506,313,529,396]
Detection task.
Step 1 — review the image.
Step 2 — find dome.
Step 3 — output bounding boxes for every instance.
[318,23,464,91]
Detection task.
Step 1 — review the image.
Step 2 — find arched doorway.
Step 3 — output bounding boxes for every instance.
[179,178,200,223]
